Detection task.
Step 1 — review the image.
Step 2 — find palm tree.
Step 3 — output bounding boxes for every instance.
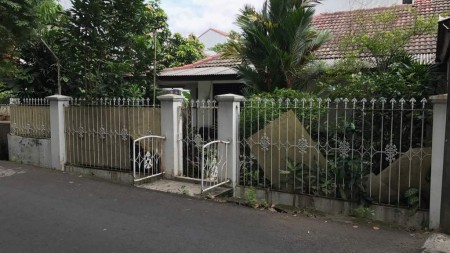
[223,0,329,92]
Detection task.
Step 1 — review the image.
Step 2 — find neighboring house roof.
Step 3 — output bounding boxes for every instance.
[159,54,241,81]
[313,0,450,63]
[198,28,230,56]
[160,0,449,80]
[198,28,229,38]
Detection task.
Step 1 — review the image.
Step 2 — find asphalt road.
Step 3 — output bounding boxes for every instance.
[0,160,425,253]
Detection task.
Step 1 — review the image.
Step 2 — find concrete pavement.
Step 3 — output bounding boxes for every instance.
[0,160,427,253]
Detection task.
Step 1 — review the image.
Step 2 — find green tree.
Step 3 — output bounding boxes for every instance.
[222,0,329,92]
[209,30,240,53]
[162,33,205,68]
[0,0,42,87]
[55,0,159,97]
[11,0,205,98]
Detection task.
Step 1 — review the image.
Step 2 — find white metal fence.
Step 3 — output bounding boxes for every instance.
[65,98,161,171]
[181,100,218,179]
[9,98,50,138]
[6,94,435,209]
[239,97,432,209]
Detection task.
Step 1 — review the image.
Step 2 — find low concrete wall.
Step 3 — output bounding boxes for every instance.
[236,186,429,228]
[65,165,133,185]
[0,122,9,160]
[8,134,51,168]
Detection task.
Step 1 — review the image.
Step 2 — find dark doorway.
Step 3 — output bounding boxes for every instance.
[213,83,245,98]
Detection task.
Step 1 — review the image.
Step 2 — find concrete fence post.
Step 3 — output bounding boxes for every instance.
[216,94,245,191]
[158,94,184,178]
[429,94,447,229]
[45,95,71,171]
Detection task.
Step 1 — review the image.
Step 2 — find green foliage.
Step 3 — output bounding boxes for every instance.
[244,187,258,208]
[316,8,439,99]
[244,187,269,208]
[2,0,205,98]
[56,0,159,97]
[351,206,374,219]
[0,0,42,87]
[162,33,205,68]
[0,0,39,57]
[178,185,190,195]
[322,54,431,99]
[209,30,240,53]
[404,187,420,214]
[280,159,334,196]
[222,0,329,92]
[278,154,370,204]
[240,88,323,139]
[340,8,436,70]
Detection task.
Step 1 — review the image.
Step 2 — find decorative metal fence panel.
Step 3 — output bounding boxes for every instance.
[239,97,432,209]
[65,98,161,171]
[181,100,218,179]
[9,98,50,138]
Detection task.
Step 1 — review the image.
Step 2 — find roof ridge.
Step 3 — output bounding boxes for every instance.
[314,4,410,18]
[198,28,229,38]
[162,54,223,72]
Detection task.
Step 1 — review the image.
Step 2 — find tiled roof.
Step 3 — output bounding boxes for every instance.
[160,54,240,77]
[312,0,450,63]
[161,0,449,78]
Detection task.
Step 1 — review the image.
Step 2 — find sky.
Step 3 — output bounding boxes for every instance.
[58,0,400,37]
[161,0,399,36]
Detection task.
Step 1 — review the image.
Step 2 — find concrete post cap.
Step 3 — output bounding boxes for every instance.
[157,94,185,102]
[215,94,245,102]
[45,95,72,101]
[429,94,447,104]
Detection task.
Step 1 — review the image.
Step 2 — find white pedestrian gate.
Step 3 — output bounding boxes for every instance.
[133,135,165,183]
[201,140,230,193]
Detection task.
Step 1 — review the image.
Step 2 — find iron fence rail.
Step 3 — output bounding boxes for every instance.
[65,98,161,171]
[9,98,50,138]
[239,97,432,209]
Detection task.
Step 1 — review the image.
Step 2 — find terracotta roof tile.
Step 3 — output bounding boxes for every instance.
[163,0,448,75]
[312,0,450,62]
[160,54,241,77]
[162,54,241,72]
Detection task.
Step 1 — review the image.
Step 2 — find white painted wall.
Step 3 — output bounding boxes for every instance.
[199,30,229,55]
